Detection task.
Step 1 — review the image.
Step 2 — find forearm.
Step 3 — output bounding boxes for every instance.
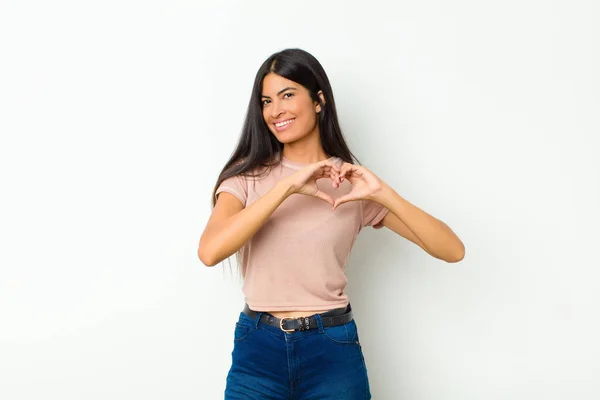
[200,181,293,266]
[372,184,465,262]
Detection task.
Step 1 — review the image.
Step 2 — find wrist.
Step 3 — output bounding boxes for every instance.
[276,178,296,198]
[368,182,393,204]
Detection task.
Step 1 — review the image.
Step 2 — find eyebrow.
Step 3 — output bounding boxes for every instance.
[261,87,297,99]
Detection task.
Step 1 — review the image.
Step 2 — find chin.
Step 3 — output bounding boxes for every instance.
[271,131,302,144]
[275,137,296,144]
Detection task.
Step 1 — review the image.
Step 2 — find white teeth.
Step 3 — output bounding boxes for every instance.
[275,119,294,127]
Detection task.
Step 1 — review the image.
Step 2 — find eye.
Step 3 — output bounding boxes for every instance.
[262,99,270,106]
[283,92,294,99]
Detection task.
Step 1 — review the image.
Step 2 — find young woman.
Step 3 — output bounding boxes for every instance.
[198,48,465,399]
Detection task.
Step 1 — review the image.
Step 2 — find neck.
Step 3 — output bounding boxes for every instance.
[282,127,329,164]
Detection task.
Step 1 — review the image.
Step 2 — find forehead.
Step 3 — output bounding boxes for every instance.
[261,73,300,94]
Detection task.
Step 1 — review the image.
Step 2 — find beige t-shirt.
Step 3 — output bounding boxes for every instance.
[215,157,389,311]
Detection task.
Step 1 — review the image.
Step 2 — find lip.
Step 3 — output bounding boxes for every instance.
[273,118,295,133]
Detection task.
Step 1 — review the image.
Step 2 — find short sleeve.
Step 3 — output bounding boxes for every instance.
[215,175,248,206]
[362,199,389,229]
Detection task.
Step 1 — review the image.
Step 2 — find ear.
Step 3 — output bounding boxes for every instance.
[315,90,326,113]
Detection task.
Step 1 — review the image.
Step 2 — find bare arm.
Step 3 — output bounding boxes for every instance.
[198,181,293,266]
[332,162,465,263]
[375,184,465,263]
[197,158,340,267]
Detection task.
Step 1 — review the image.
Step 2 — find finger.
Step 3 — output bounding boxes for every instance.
[314,165,333,179]
[332,194,357,210]
[322,157,340,168]
[329,169,340,187]
[315,168,328,179]
[313,190,334,205]
[324,157,342,172]
[342,164,361,183]
[339,163,355,179]
[313,159,340,181]
[318,160,340,172]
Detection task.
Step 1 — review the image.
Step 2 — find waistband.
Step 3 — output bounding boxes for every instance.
[242,303,353,333]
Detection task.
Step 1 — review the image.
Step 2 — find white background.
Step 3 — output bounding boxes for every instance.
[1,0,599,398]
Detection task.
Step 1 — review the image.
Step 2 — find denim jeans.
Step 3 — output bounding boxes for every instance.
[224,307,371,399]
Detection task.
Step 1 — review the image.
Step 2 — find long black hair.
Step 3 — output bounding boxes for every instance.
[211,48,360,207]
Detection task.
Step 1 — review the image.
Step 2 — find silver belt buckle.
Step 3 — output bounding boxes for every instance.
[279,317,295,333]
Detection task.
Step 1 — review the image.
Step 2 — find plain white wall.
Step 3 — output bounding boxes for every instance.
[1,0,598,398]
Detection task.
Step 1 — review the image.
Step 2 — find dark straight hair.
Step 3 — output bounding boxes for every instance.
[211,48,360,207]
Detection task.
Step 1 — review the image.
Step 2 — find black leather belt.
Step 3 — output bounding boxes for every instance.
[243,303,353,333]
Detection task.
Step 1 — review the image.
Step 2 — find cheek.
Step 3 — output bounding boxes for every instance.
[262,109,273,128]
[294,101,315,121]
[300,105,318,126]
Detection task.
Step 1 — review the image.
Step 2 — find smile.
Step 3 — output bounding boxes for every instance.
[275,118,295,127]
[274,118,295,132]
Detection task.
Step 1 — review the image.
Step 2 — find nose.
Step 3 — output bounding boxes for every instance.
[270,100,285,119]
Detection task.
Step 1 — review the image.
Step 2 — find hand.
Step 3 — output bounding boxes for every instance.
[332,163,384,210]
[282,157,343,205]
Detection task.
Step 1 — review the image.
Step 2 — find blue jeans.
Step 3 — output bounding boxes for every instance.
[224,308,371,399]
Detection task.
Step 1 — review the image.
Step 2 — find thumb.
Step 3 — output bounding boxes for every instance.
[313,190,334,206]
[332,194,355,210]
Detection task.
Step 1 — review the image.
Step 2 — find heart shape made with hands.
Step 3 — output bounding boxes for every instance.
[322,157,384,210]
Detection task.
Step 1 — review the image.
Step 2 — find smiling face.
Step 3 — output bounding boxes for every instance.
[261,73,323,144]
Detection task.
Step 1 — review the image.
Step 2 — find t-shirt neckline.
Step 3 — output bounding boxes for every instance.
[280,155,335,170]
[280,156,309,170]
